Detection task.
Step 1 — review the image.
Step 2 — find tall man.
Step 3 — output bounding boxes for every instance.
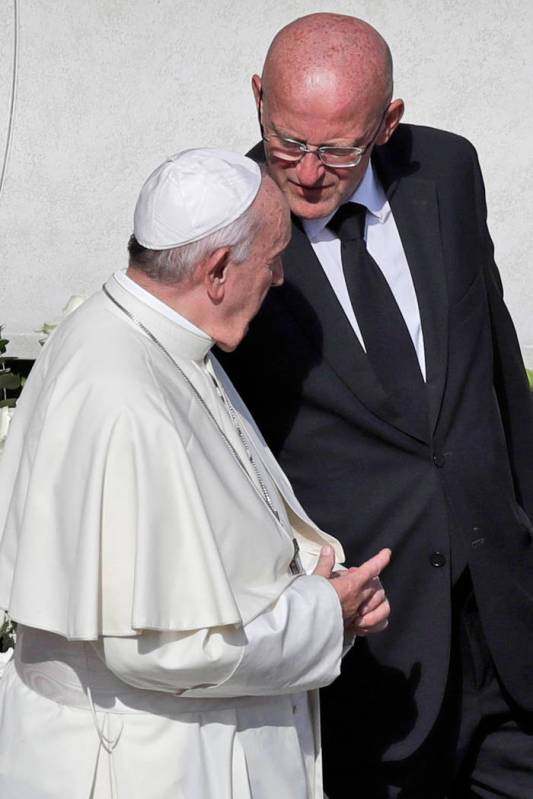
[216,14,533,799]
[0,149,391,799]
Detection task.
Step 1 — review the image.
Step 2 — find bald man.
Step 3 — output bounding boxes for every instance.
[216,12,533,799]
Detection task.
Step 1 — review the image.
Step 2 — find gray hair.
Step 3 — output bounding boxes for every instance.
[127,190,261,285]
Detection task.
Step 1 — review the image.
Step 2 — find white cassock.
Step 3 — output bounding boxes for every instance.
[0,273,347,799]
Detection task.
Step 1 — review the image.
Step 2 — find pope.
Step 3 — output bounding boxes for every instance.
[0,148,390,799]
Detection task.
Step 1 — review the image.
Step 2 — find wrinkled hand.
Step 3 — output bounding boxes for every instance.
[313,546,391,636]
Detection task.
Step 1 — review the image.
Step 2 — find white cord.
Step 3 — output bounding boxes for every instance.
[0,0,19,201]
[86,684,123,798]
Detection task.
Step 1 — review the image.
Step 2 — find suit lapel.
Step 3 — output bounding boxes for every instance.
[375,146,449,436]
[278,220,428,440]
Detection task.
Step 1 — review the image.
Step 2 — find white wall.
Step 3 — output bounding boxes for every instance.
[1,0,532,365]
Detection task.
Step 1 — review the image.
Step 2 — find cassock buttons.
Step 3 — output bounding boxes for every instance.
[430,552,446,568]
[432,453,445,468]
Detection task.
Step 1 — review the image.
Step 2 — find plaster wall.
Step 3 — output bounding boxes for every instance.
[0,0,532,366]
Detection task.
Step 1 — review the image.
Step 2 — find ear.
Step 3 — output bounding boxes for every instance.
[251,74,263,111]
[375,99,405,146]
[203,247,232,304]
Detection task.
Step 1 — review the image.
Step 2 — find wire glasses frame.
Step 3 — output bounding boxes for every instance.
[259,93,390,169]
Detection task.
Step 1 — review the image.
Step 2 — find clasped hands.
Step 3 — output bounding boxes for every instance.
[314,546,391,636]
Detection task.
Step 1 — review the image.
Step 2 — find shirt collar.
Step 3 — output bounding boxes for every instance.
[114,270,212,341]
[302,162,390,241]
[106,271,214,363]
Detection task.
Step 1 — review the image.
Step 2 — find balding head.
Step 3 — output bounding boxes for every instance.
[253,14,403,219]
[263,14,393,115]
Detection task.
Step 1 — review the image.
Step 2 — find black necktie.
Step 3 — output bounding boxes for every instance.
[328,202,427,435]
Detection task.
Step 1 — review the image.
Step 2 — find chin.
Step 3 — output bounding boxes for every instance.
[216,328,248,353]
[288,193,338,220]
[215,341,235,353]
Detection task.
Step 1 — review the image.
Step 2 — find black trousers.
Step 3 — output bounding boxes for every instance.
[322,571,533,798]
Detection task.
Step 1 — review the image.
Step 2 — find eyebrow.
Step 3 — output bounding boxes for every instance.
[269,124,363,149]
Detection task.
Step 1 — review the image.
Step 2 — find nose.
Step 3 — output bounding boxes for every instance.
[295,151,326,185]
[270,257,284,287]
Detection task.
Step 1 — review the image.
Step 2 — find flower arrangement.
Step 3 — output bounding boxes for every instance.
[0,612,15,674]
[0,325,22,417]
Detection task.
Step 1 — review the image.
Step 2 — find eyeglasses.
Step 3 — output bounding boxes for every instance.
[261,104,389,169]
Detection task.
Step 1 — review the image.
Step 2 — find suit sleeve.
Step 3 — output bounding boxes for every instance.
[472,149,533,520]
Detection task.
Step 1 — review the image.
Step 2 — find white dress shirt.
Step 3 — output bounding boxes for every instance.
[303,163,427,380]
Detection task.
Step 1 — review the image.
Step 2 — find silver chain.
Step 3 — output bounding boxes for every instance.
[207,370,281,520]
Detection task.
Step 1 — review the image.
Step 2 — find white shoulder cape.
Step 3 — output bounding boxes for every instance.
[0,279,343,639]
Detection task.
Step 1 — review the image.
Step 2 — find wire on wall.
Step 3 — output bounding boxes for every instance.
[0,0,19,202]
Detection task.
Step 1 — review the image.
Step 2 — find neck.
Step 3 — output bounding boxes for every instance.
[126,266,208,329]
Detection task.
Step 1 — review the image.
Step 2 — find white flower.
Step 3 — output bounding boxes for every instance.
[0,405,14,450]
[62,295,86,316]
[37,294,86,343]
[0,647,13,679]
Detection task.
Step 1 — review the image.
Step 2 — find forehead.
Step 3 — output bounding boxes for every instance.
[263,76,381,142]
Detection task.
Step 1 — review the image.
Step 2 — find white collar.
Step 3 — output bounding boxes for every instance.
[303,162,390,241]
[113,270,212,341]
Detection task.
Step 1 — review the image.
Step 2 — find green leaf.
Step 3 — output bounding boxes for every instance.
[0,372,21,390]
[527,370,533,391]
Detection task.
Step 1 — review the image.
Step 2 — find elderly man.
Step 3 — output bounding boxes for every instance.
[216,13,533,799]
[0,149,391,799]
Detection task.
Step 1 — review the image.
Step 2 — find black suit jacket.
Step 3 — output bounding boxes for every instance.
[216,124,533,764]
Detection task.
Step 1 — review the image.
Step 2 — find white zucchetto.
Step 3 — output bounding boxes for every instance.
[133,148,262,250]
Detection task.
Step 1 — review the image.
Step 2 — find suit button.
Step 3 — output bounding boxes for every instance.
[471,527,485,548]
[432,453,445,467]
[430,552,446,567]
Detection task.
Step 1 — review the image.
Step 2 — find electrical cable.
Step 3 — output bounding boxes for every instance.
[0,0,19,202]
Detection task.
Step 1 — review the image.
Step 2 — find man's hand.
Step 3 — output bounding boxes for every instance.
[313,546,391,636]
